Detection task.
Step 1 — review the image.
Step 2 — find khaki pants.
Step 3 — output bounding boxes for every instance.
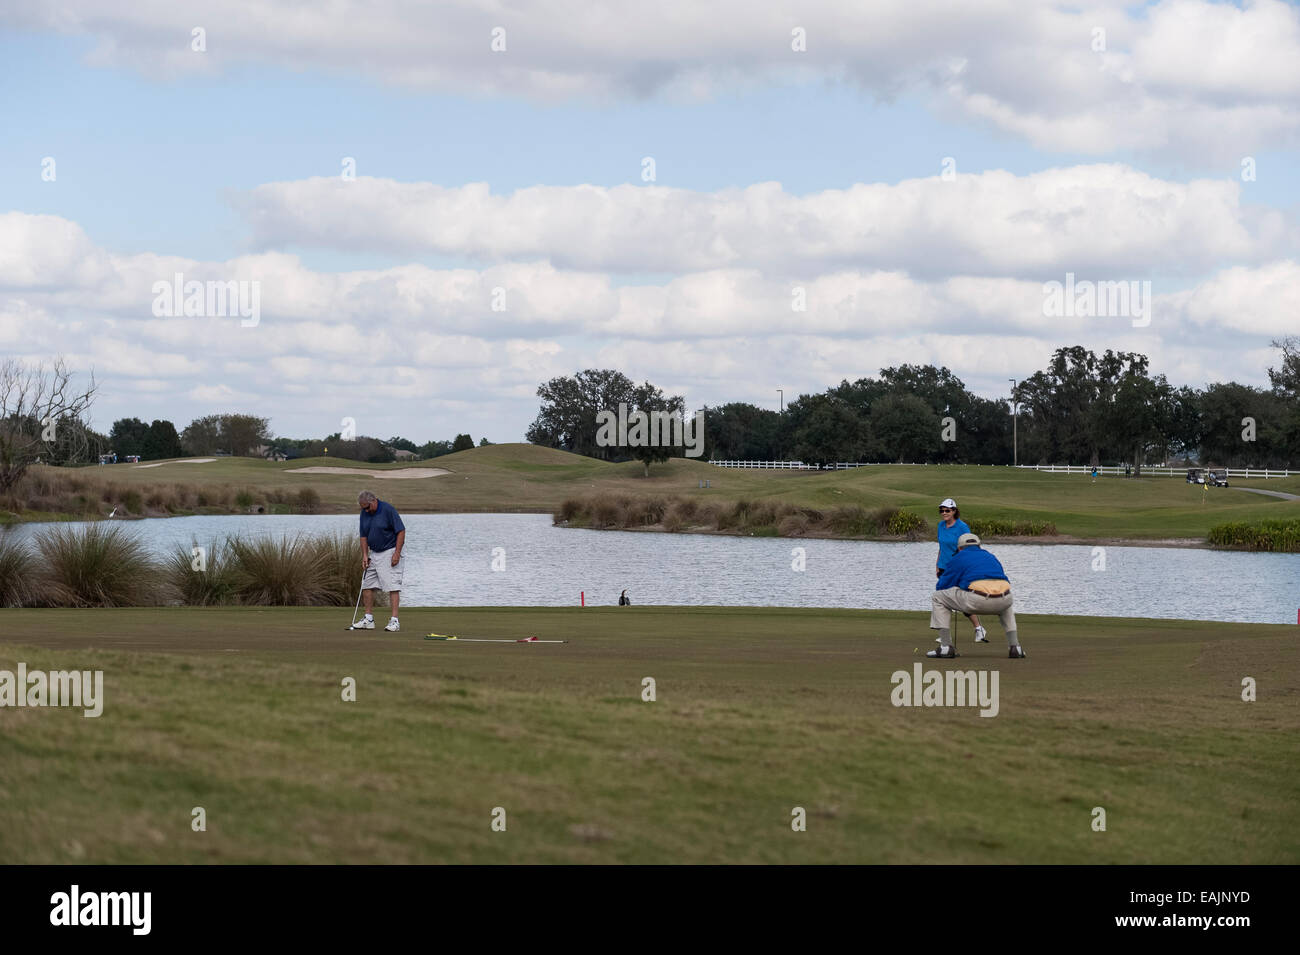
[931,587,1016,632]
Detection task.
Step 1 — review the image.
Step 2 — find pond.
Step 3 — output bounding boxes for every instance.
[5,513,1297,624]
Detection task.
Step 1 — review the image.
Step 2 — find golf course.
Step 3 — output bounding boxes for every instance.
[8,443,1300,544]
[2,606,1296,864]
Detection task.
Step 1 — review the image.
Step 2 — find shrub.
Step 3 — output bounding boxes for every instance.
[716,499,751,530]
[294,487,323,514]
[163,539,237,606]
[626,496,667,526]
[1208,519,1300,552]
[827,505,873,536]
[226,534,333,605]
[967,518,1057,538]
[777,513,811,536]
[34,523,157,607]
[234,488,257,509]
[885,508,927,539]
[555,497,583,523]
[310,532,364,605]
[122,490,144,515]
[590,495,624,529]
[663,498,698,531]
[0,533,42,607]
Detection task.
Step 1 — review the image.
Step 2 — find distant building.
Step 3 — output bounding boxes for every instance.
[393,448,418,460]
[256,445,289,462]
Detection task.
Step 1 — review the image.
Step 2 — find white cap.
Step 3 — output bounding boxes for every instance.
[957,532,981,548]
[940,498,957,509]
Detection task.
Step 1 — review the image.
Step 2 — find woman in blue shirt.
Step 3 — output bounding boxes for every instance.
[935,498,987,643]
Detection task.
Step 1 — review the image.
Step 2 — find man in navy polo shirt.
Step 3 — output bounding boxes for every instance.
[354,489,406,632]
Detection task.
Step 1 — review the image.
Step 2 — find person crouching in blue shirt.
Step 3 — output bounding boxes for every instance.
[927,533,1026,659]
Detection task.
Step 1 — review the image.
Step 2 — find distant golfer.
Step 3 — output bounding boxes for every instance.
[927,533,1025,659]
[619,590,631,606]
[936,498,987,645]
[355,490,406,632]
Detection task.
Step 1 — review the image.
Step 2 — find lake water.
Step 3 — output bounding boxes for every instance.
[4,513,1297,624]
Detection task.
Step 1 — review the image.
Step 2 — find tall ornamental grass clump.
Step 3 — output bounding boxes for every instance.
[34,524,157,607]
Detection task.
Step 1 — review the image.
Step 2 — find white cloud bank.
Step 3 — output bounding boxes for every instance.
[7,1,1300,158]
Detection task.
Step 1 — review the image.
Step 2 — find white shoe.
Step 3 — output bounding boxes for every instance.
[352,616,375,630]
[384,617,400,632]
[974,626,989,643]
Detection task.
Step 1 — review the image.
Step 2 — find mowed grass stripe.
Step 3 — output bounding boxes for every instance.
[0,606,1296,863]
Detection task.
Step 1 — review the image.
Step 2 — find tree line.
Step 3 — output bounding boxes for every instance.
[527,339,1300,471]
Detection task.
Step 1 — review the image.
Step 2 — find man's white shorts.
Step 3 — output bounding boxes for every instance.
[363,548,404,592]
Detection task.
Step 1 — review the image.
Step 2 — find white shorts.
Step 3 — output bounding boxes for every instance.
[363,548,404,592]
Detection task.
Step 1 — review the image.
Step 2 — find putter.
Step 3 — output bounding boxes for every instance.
[344,582,365,631]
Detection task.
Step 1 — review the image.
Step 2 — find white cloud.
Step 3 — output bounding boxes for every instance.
[235,168,1296,277]
[10,1,1300,157]
[4,210,1293,441]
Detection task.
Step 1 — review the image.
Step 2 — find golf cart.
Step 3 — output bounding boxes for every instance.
[1207,469,1230,487]
[1185,468,1204,485]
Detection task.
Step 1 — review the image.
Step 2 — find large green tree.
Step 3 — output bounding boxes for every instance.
[701,403,783,460]
[109,417,150,457]
[181,415,223,455]
[141,420,184,460]
[221,414,272,457]
[786,393,866,466]
[868,393,938,463]
[626,380,687,476]
[526,369,637,459]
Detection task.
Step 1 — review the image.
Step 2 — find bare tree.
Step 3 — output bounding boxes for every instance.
[0,357,98,494]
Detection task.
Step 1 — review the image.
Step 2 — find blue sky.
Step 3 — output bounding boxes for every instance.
[2,2,1298,444]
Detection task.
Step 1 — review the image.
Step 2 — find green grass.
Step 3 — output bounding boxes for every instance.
[2,606,1296,863]
[10,444,1300,541]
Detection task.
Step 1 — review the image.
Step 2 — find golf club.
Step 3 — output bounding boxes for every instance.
[344,581,365,630]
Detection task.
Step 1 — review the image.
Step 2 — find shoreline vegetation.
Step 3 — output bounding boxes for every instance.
[552,494,1037,540]
[2,465,328,523]
[1206,518,1300,552]
[0,524,362,609]
[553,493,1071,542]
[2,447,1297,551]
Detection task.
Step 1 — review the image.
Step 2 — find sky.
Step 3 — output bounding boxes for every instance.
[1,0,1298,445]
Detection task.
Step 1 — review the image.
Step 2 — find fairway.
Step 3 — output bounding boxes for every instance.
[2,606,1296,864]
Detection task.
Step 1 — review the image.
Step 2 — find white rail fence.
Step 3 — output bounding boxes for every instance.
[709,461,1295,478]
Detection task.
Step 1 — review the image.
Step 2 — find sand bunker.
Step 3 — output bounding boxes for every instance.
[134,458,217,468]
[285,466,450,479]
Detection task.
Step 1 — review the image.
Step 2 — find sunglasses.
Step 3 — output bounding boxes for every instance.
[939,507,954,512]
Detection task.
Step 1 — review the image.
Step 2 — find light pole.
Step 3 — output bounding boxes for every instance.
[776,389,784,412]
[1008,378,1018,467]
